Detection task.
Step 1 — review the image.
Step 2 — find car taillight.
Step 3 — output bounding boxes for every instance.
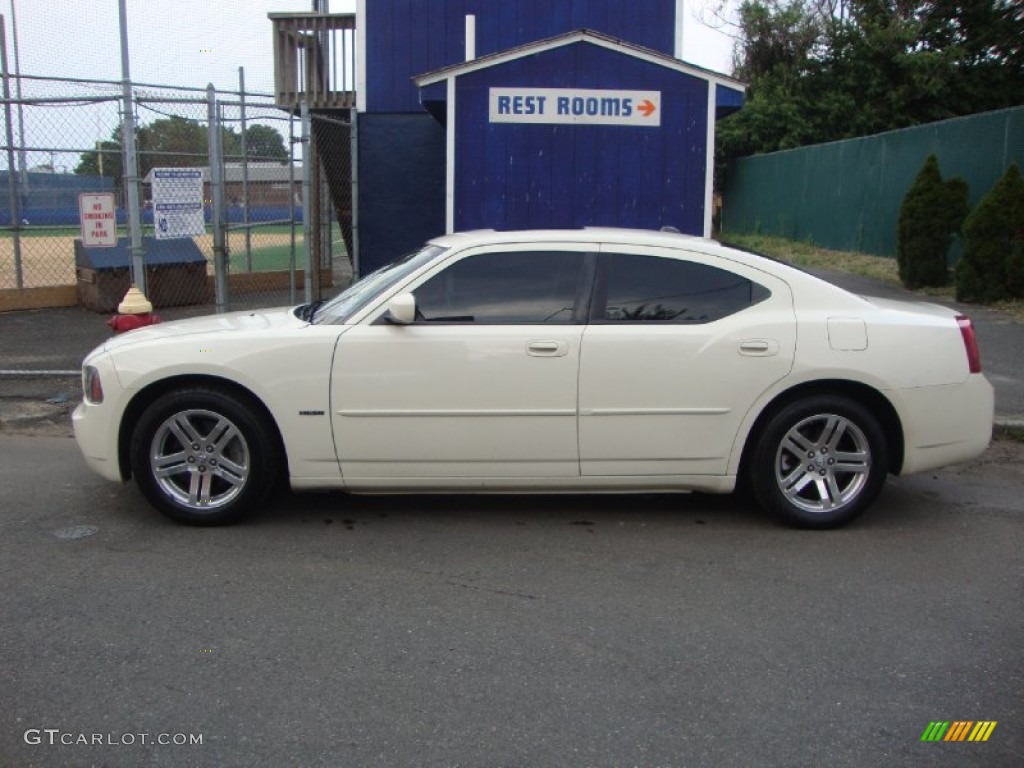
[84,366,104,403]
[956,315,982,374]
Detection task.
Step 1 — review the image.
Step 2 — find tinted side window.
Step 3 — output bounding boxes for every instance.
[598,253,770,324]
[414,250,584,324]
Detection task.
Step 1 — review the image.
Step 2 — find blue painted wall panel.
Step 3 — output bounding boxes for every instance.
[548,124,576,226]
[366,0,676,113]
[452,42,709,235]
[358,114,446,274]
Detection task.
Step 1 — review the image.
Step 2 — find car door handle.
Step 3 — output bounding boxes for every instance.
[739,339,778,356]
[527,340,567,357]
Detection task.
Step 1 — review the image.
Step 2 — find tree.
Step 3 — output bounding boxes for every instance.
[75,119,288,186]
[139,116,214,173]
[896,154,968,288]
[956,163,1024,302]
[240,124,288,162]
[717,0,1024,160]
[75,138,123,181]
[917,0,1024,116]
[717,1,825,158]
[75,117,212,185]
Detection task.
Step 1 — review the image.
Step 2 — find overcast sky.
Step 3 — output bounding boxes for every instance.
[3,1,736,172]
[6,0,330,95]
[6,0,736,94]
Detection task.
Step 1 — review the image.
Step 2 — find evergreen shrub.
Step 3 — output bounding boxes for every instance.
[896,155,968,289]
[957,163,1024,303]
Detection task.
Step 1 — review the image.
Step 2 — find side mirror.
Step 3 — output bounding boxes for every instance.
[384,292,416,325]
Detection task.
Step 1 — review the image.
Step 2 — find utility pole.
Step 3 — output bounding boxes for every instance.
[239,66,252,271]
[300,101,312,303]
[118,0,146,293]
[1,14,24,287]
[8,0,27,195]
[208,85,228,313]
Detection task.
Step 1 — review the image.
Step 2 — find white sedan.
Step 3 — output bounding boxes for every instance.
[73,228,994,528]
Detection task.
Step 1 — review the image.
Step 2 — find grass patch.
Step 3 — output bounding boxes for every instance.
[721,232,1024,322]
[226,224,344,272]
[722,233,904,283]
[228,242,297,272]
[0,226,82,238]
[229,246,296,274]
[0,222,342,275]
[0,223,307,240]
[994,423,1024,443]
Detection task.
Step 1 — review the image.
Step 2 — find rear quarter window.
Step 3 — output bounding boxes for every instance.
[596,252,771,324]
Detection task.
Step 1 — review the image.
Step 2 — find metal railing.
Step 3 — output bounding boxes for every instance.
[270,12,357,110]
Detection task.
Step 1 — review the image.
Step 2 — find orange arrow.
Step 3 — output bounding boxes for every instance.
[638,99,656,117]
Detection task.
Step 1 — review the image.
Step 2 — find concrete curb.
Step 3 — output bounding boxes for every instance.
[994,420,1024,433]
[0,401,74,432]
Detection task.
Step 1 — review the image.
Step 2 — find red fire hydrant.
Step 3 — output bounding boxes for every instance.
[108,285,161,335]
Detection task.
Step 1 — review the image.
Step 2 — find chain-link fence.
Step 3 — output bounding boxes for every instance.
[0,75,333,305]
[1,72,353,407]
[1,74,121,291]
[311,111,355,294]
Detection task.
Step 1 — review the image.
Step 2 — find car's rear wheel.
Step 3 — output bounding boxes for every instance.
[749,395,888,529]
[130,386,279,525]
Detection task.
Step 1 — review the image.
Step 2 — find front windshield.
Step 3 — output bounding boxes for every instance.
[311,244,448,324]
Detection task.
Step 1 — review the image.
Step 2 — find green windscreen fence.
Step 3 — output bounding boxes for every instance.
[721,106,1024,258]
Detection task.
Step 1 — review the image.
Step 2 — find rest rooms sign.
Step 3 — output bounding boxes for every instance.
[152,168,205,240]
[489,88,661,127]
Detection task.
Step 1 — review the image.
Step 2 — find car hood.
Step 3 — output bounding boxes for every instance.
[99,307,307,352]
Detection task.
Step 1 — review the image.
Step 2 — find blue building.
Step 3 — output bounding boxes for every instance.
[416,30,744,240]
[274,1,744,275]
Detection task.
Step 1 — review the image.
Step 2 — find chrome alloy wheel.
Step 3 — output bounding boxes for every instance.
[149,409,250,510]
[774,413,871,514]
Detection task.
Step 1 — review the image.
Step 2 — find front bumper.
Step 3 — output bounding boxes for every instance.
[72,399,124,482]
[72,353,127,483]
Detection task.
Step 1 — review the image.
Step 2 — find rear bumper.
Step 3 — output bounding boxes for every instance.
[895,374,994,475]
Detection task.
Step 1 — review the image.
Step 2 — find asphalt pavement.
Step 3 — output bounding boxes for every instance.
[1,434,1021,767]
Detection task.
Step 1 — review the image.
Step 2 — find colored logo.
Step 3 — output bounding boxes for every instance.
[921,721,997,742]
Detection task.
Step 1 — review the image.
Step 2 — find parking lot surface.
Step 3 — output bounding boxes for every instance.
[1,434,1021,767]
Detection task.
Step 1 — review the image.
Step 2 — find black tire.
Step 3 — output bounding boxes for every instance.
[129,386,280,525]
[748,395,889,529]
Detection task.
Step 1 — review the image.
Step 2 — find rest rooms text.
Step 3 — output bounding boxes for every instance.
[495,94,637,117]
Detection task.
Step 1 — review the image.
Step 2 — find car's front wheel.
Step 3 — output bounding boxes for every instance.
[749,395,889,529]
[130,386,279,525]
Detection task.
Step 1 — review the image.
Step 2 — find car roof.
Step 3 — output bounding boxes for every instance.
[428,227,714,250]
[427,227,784,271]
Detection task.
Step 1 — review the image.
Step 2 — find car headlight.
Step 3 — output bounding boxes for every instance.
[83,365,104,404]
